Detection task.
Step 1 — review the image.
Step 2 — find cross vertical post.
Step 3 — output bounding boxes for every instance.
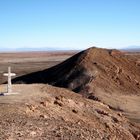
[8,67,12,93]
[3,67,16,93]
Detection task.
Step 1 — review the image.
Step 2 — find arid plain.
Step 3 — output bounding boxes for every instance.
[0,51,77,84]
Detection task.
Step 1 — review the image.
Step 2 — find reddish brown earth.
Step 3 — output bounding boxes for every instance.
[0,84,139,139]
[0,48,140,139]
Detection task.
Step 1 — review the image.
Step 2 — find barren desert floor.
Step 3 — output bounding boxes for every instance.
[0,51,77,83]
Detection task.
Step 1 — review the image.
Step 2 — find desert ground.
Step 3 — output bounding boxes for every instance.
[0,49,140,139]
[0,51,77,84]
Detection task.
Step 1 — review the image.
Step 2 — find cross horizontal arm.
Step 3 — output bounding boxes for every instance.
[3,73,16,76]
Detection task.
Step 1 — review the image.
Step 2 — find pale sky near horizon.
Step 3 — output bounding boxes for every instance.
[0,0,140,50]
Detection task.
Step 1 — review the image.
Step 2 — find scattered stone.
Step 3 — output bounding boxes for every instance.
[96,109,109,116]
[30,131,36,136]
[54,100,63,106]
[77,121,81,125]
[55,95,65,101]
[72,109,78,114]
[17,132,23,137]
[117,112,123,117]
[111,116,119,123]
[136,61,140,66]
[40,114,47,119]
[40,101,48,107]
[116,67,123,75]
[134,79,139,86]
[26,104,37,112]
[88,95,100,101]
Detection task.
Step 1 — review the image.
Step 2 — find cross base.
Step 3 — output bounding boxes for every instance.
[0,92,19,96]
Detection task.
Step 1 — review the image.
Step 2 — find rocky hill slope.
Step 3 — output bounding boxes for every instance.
[12,47,140,95]
[12,47,140,124]
[0,84,139,139]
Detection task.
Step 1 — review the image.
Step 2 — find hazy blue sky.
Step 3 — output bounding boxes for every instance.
[0,0,140,50]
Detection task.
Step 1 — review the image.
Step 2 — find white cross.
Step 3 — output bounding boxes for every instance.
[3,67,16,93]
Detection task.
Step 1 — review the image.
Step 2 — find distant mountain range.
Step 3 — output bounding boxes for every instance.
[121,46,140,52]
[0,46,140,52]
[0,47,75,52]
